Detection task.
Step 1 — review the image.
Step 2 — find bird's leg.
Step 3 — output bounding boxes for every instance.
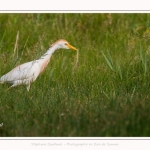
[6,83,18,91]
[5,87,11,92]
[26,84,30,91]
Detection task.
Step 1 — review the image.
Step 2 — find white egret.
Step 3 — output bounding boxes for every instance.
[0,39,77,91]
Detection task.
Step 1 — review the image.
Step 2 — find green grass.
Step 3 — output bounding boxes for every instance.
[1,13,150,136]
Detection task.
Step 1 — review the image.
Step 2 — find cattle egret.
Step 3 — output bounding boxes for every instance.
[0,39,77,91]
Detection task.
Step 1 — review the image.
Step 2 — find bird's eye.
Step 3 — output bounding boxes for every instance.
[64,43,68,45]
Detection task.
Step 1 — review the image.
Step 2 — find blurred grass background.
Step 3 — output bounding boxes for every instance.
[0,13,150,136]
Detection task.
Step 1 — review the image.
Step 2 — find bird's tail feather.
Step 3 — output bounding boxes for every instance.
[0,77,4,84]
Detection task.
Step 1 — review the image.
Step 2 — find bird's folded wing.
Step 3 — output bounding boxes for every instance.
[0,61,40,82]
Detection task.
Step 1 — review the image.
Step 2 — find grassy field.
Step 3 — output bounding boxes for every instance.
[0,13,150,136]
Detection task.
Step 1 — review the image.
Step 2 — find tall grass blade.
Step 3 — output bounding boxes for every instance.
[130,86,136,101]
[117,60,123,80]
[49,68,55,80]
[13,30,19,58]
[0,31,6,46]
[139,45,147,75]
[101,50,114,71]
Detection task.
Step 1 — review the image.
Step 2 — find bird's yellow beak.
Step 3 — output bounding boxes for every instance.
[67,43,77,50]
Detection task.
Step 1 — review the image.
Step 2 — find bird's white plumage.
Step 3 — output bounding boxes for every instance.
[0,39,77,91]
[0,61,41,90]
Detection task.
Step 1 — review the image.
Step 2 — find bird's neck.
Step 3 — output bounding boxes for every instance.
[47,45,59,55]
[39,45,59,60]
[37,45,59,74]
